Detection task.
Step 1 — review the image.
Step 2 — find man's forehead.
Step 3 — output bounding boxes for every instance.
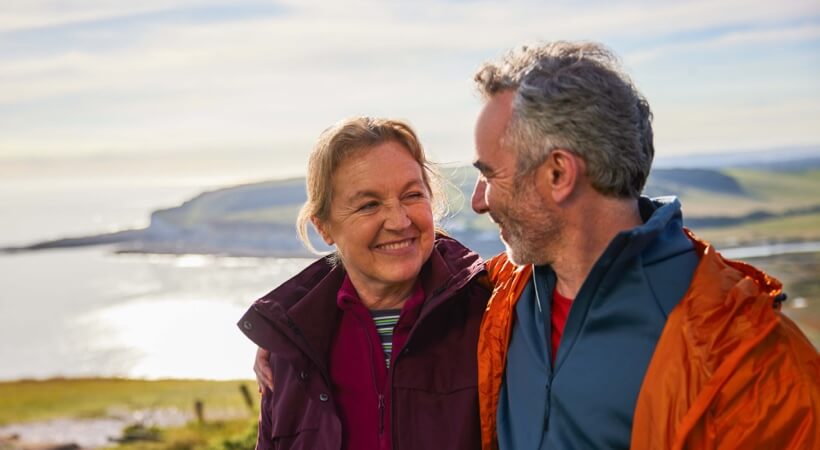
[475,92,514,143]
[480,90,515,123]
[474,92,516,171]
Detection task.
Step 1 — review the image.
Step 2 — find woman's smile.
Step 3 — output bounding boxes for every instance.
[374,237,417,252]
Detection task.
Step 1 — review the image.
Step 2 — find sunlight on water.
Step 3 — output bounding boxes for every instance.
[172,254,216,269]
[0,175,322,381]
[76,298,255,380]
[0,247,314,381]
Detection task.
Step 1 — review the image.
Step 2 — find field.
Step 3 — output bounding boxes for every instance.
[0,378,258,450]
[694,212,820,247]
[103,419,257,450]
[0,378,256,426]
[672,169,820,217]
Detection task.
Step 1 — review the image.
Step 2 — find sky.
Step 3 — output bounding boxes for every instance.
[1,0,819,181]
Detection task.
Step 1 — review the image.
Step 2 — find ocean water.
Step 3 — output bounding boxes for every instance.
[0,176,311,381]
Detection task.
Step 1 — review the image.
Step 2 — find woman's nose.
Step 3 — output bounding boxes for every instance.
[384,204,411,230]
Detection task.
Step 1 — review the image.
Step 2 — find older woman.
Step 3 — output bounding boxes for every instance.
[238,117,488,450]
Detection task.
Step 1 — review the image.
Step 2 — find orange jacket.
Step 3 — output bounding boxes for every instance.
[477,231,820,450]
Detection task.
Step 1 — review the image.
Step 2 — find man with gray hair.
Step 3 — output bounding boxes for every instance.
[472,41,819,449]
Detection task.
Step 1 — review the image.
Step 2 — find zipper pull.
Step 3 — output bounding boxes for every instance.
[378,394,385,434]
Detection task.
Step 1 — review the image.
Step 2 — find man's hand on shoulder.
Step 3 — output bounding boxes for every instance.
[254,347,273,393]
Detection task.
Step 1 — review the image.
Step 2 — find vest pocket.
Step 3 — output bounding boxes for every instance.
[271,429,320,450]
[266,376,322,448]
[390,385,481,449]
[269,405,320,450]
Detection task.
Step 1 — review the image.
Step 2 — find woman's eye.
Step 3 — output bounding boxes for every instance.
[405,191,425,200]
[357,202,378,212]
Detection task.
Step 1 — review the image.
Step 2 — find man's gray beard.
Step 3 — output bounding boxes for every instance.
[502,216,562,267]
[499,174,565,266]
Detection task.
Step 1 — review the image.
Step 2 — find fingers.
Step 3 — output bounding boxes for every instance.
[254,347,274,392]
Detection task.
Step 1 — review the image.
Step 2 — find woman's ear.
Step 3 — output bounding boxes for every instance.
[311,217,334,245]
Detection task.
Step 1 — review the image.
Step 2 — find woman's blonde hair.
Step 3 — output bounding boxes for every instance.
[296,117,446,254]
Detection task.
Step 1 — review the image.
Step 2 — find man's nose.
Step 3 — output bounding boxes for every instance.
[471,177,489,214]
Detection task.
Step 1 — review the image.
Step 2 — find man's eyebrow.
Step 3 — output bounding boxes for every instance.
[472,160,493,175]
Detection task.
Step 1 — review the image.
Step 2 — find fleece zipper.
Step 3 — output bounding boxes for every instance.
[350,311,389,440]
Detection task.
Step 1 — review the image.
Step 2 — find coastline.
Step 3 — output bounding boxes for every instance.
[4,229,819,260]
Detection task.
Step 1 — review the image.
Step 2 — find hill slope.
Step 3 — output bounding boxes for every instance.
[7,167,820,257]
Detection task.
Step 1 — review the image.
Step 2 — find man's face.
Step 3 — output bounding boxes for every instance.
[471,91,562,266]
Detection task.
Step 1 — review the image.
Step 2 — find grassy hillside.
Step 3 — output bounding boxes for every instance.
[651,168,820,217]
[729,168,820,202]
[695,212,820,246]
[0,378,259,450]
[141,165,820,232]
[150,178,306,228]
[21,164,814,257]
[0,378,255,425]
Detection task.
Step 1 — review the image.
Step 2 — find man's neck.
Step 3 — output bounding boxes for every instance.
[552,196,642,299]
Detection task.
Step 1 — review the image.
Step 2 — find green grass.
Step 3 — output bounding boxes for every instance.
[692,211,820,247]
[670,168,820,217]
[0,378,257,425]
[220,204,303,224]
[675,189,770,217]
[103,418,258,450]
[727,168,820,203]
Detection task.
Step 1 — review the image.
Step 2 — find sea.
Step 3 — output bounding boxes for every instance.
[0,174,312,381]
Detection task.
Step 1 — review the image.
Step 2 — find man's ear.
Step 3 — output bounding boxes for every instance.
[535,148,581,204]
[311,217,334,245]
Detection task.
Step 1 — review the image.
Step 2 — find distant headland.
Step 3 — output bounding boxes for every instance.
[5,152,820,259]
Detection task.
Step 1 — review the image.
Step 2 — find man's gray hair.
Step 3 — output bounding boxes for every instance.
[474,41,654,198]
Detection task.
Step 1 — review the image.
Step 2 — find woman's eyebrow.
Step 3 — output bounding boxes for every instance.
[348,191,379,203]
[347,179,425,203]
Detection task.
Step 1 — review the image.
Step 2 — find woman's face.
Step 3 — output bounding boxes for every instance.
[315,140,435,293]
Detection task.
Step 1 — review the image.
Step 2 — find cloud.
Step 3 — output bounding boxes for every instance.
[654,97,820,153]
[627,24,820,65]
[0,0,818,161]
[0,0,238,32]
